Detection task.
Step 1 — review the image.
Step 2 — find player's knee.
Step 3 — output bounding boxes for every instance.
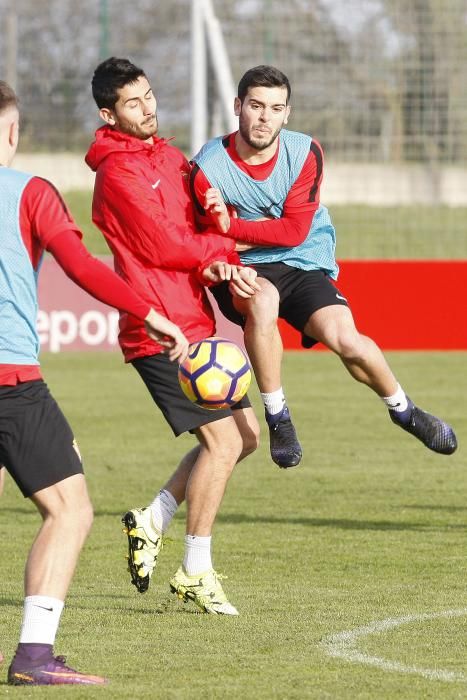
[254,289,279,320]
[224,439,244,466]
[43,495,93,545]
[201,417,246,467]
[61,486,94,536]
[79,499,94,537]
[334,330,364,361]
[231,408,260,460]
[239,283,279,323]
[241,424,260,458]
[69,497,94,540]
[207,435,243,469]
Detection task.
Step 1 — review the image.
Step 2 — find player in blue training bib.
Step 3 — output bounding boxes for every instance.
[191,64,457,466]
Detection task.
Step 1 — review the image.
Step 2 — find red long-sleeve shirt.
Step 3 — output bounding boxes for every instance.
[0,176,151,385]
[191,132,324,246]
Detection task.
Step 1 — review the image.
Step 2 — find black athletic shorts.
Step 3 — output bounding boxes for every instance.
[0,380,83,498]
[132,353,251,437]
[210,263,350,348]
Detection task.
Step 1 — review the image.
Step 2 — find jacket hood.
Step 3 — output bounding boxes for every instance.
[85,125,167,171]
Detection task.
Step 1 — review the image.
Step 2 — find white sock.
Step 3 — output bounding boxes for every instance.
[261,388,285,416]
[381,384,408,412]
[19,595,64,645]
[149,489,178,533]
[183,535,212,576]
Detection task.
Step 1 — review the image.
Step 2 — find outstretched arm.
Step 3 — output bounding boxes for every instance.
[22,177,189,361]
[47,231,189,361]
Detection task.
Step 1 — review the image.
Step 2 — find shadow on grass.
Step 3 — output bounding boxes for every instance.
[1,507,465,532]
[401,504,467,512]
[60,596,200,617]
[0,507,180,520]
[0,597,20,607]
[0,507,36,517]
[216,512,467,531]
[3,502,466,533]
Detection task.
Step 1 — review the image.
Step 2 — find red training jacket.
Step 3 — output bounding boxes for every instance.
[85,126,239,361]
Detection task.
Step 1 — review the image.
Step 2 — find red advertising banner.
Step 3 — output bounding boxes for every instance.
[37,258,467,352]
[278,260,467,351]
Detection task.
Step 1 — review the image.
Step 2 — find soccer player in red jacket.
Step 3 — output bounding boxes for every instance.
[86,57,260,616]
[0,81,189,686]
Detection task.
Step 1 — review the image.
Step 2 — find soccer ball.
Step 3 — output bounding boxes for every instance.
[178,336,252,410]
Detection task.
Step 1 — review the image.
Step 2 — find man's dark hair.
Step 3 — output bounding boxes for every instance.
[91,57,146,109]
[0,81,19,114]
[237,65,291,104]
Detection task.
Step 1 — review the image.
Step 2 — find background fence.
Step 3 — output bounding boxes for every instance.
[2,0,467,160]
[2,0,467,256]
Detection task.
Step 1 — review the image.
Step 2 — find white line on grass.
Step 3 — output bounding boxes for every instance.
[320,608,467,682]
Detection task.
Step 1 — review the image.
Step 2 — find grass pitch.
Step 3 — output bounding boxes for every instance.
[0,351,465,698]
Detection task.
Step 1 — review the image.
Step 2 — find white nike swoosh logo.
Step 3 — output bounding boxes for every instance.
[335,293,347,301]
[151,179,161,189]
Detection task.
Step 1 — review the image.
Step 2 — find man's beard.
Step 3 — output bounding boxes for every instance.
[117,114,158,140]
[238,116,281,151]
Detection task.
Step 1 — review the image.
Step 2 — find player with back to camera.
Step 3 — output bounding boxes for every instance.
[86,57,261,616]
[0,81,189,686]
[191,64,457,462]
